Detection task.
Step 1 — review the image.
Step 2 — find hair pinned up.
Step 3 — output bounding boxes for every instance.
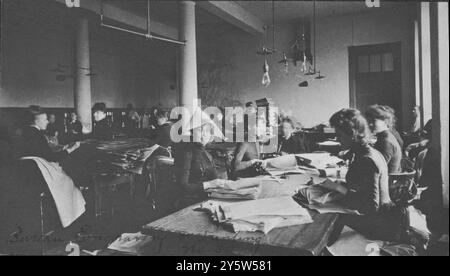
[330,108,370,145]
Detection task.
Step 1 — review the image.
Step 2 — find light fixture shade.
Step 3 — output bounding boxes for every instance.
[298,81,309,87]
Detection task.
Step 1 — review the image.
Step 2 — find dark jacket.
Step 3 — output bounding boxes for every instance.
[374,130,402,174]
[68,120,82,135]
[173,142,218,200]
[345,143,393,214]
[153,123,173,148]
[18,126,68,163]
[391,128,404,149]
[91,119,113,140]
[278,132,308,155]
[46,122,60,137]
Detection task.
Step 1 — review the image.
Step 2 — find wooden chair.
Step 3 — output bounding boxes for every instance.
[142,153,177,219]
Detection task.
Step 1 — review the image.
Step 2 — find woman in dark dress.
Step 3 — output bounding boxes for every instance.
[90,102,113,140]
[325,109,408,243]
[365,105,403,174]
[173,119,220,206]
[278,117,307,155]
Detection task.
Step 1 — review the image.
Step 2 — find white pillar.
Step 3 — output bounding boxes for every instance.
[430,1,449,208]
[74,18,92,133]
[419,2,432,126]
[178,1,198,108]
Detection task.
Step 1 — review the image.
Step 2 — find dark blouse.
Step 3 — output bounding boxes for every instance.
[391,128,404,149]
[153,123,173,148]
[278,133,308,154]
[173,142,218,199]
[344,143,393,214]
[337,143,407,242]
[68,120,82,135]
[374,130,402,174]
[91,119,113,140]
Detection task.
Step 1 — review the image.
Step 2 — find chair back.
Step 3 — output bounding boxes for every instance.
[142,155,177,218]
[389,169,417,206]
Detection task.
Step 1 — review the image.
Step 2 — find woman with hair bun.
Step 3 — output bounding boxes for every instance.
[325,108,408,243]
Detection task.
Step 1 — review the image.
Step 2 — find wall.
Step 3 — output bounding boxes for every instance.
[0,0,178,110]
[197,5,417,129]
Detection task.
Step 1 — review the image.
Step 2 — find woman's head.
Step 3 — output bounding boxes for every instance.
[364,104,392,134]
[192,122,214,146]
[281,117,295,138]
[156,110,168,126]
[92,102,107,122]
[70,112,78,121]
[330,108,370,150]
[27,105,48,130]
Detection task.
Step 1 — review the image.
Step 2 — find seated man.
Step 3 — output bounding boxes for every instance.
[18,106,80,163]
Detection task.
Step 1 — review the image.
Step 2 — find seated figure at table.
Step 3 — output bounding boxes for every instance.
[173,116,220,206]
[90,102,113,140]
[383,105,404,149]
[46,113,59,137]
[152,110,173,148]
[232,116,270,179]
[365,105,402,174]
[68,111,83,136]
[278,117,307,155]
[324,108,408,243]
[18,105,80,163]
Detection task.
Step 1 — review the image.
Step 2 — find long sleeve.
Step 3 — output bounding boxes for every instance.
[375,139,394,165]
[21,127,68,163]
[345,157,381,215]
[374,131,402,174]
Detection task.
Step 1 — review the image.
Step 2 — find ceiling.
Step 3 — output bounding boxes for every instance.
[108,0,416,28]
[234,1,414,24]
[108,0,224,27]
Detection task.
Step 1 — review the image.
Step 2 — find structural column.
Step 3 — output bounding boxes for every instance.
[74,18,92,133]
[418,2,433,125]
[178,1,198,108]
[430,1,449,208]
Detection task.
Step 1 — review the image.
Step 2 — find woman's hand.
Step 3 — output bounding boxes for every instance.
[319,179,348,195]
[67,142,80,154]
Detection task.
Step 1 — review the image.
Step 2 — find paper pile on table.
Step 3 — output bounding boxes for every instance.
[295,153,344,170]
[293,183,360,215]
[195,196,313,234]
[203,178,262,200]
[108,232,153,255]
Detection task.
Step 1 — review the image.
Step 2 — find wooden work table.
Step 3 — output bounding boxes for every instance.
[142,174,339,256]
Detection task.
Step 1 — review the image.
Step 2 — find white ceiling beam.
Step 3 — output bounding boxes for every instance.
[197,1,265,36]
[52,0,178,40]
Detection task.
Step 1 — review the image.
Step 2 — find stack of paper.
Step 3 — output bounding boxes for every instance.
[295,153,344,170]
[265,155,297,169]
[203,178,262,200]
[195,197,313,234]
[293,184,344,205]
[108,232,153,255]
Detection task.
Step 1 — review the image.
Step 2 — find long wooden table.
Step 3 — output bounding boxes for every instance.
[142,174,339,256]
